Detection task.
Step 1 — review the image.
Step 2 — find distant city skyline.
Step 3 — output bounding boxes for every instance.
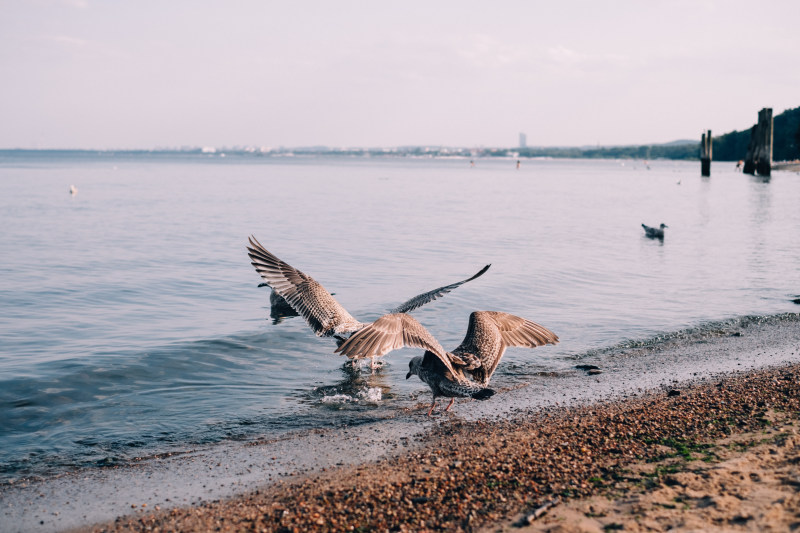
[1,1,799,150]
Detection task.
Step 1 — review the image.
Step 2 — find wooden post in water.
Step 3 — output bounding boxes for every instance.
[755,108,773,176]
[700,130,712,176]
[742,108,772,176]
[743,125,757,174]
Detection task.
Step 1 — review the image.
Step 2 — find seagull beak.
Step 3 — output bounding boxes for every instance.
[406,372,412,380]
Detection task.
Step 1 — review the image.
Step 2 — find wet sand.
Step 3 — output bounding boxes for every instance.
[75,362,800,532]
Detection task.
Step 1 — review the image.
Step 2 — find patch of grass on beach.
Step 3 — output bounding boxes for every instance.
[641,437,718,465]
[661,438,713,460]
[652,462,683,477]
[588,476,605,486]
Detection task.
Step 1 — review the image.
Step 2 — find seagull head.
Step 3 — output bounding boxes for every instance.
[406,356,423,379]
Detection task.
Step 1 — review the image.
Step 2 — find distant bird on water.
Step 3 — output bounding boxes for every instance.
[246,236,491,365]
[336,311,559,415]
[642,223,667,240]
[69,185,78,195]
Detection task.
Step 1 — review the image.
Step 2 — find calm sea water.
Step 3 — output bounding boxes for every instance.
[1,152,798,482]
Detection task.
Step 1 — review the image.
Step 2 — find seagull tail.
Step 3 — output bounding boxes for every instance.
[471,388,496,401]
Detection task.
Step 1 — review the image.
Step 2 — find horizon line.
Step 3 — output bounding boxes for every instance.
[0,140,698,153]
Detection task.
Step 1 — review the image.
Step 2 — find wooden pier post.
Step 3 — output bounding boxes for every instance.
[755,108,773,176]
[743,125,757,174]
[700,129,712,176]
[742,108,772,176]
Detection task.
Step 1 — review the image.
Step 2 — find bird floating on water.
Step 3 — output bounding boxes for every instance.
[642,223,667,240]
[69,185,78,195]
[264,288,301,324]
[246,235,490,366]
[336,311,559,415]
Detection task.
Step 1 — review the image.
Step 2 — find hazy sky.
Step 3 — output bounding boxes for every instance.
[2,0,799,149]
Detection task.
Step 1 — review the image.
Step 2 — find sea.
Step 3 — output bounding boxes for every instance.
[1,151,799,485]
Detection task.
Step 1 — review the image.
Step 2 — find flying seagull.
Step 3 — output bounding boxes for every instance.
[246,235,490,361]
[642,223,667,240]
[335,311,559,414]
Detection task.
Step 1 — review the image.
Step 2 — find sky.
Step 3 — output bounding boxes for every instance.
[1,0,799,150]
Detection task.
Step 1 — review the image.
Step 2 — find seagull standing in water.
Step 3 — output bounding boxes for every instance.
[246,235,490,367]
[642,223,668,240]
[336,311,559,414]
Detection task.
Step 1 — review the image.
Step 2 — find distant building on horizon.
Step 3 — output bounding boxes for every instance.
[519,132,527,149]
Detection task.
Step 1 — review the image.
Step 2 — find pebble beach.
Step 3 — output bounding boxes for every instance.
[69,359,800,533]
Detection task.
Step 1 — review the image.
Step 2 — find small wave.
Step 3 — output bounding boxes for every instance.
[320,394,354,405]
[358,387,383,403]
[581,312,800,358]
[319,387,383,405]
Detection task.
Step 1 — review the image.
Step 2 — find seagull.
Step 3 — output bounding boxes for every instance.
[264,288,301,324]
[246,236,490,365]
[335,311,559,414]
[69,185,78,195]
[642,223,667,240]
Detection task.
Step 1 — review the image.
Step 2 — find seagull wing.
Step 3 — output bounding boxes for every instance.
[485,311,559,348]
[246,236,360,336]
[457,311,559,385]
[388,264,491,314]
[335,313,467,382]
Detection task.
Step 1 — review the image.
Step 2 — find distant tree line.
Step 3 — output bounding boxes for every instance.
[712,106,800,161]
[506,106,799,162]
[513,143,697,160]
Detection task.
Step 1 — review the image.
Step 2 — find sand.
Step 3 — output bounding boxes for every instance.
[495,413,800,532]
[74,363,800,533]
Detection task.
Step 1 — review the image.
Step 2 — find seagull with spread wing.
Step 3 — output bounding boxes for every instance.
[335,311,559,414]
[246,235,490,367]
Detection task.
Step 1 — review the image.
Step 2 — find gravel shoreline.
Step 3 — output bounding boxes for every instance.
[80,363,800,532]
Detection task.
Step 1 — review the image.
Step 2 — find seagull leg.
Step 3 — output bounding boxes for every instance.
[444,398,455,412]
[427,400,437,416]
[370,356,377,372]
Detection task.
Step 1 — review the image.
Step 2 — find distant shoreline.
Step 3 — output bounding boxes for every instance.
[773,161,800,172]
[0,146,703,161]
[6,148,799,165]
